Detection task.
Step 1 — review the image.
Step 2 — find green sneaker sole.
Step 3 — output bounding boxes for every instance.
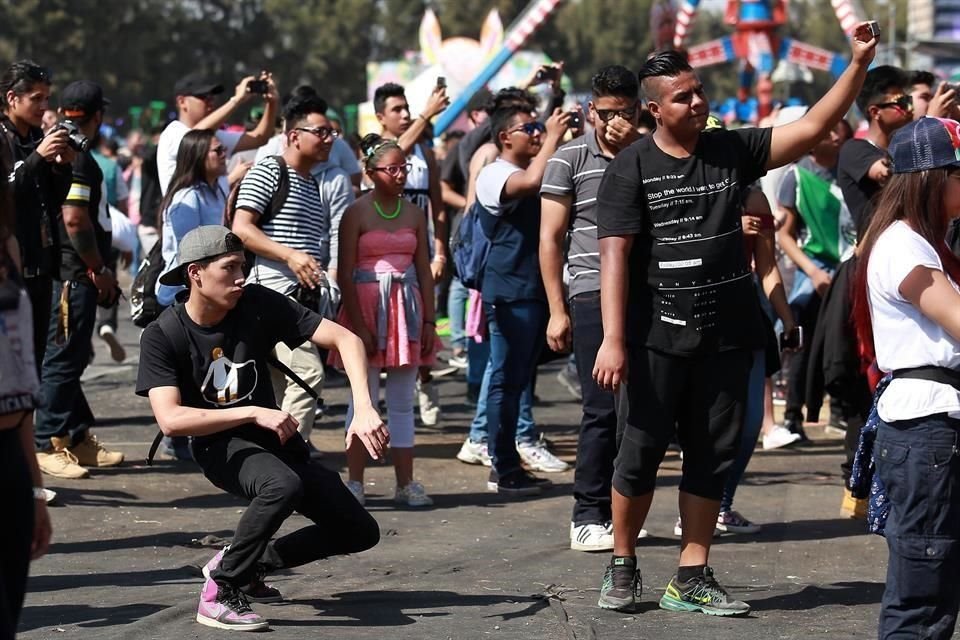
[658,594,750,617]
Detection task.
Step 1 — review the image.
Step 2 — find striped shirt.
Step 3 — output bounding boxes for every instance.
[236,156,328,294]
[539,132,612,299]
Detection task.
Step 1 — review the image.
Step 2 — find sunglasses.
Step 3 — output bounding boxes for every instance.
[296,126,339,140]
[508,121,546,136]
[874,95,913,112]
[210,146,227,157]
[594,105,639,122]
[372,163,412,177]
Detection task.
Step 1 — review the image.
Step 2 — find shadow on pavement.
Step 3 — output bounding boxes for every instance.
[47,530,233,556]
[273,589,550,627]
[19,603,169,631]
[749,581,884,611]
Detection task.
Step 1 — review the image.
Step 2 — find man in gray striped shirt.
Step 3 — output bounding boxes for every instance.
[232,95,337,456]
[539,65,642,552]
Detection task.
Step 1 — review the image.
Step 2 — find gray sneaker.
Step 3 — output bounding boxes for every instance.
[598,556,641,611]
[659,566,750,616]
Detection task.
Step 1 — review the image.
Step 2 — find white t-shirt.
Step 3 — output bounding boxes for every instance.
[157,120,243,195]
[868,220,960,421]
[476,158,521,215]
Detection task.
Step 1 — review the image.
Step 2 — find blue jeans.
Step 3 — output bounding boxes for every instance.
[34,280,98,451]
[720,349,765,512]
[483,300,547,476]
[876,414,960,640]
[448,276,468,354]
[468,351,538,445]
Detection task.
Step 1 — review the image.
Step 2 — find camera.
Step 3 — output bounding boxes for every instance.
[247,79,269,95]
[50,120,90,153]
[535,66,560,83]
[568,110,582,129]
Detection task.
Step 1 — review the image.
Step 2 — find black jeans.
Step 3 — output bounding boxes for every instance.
[194,435,380,588]
[876,414,960,640]
[784,291,821,424]
[22,275,53,379]
[570,292,617,525]
[0,427,33,640]
[34,280,98,450]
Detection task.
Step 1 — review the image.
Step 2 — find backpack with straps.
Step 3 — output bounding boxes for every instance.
[129,241,165,328]
[452,200,498,291]
[146,305,319,465]
[225,155,291,276]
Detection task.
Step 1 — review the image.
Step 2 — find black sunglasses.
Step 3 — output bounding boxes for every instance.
[508,121,546,136]
[594,105,639,122]
[296,126,338,140]
[874,95,913,111]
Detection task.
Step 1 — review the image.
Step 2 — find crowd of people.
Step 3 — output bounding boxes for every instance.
[3,17,960,639]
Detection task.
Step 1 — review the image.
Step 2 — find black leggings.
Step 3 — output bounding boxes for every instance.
[193,435,380,587]
[0,427,33,640]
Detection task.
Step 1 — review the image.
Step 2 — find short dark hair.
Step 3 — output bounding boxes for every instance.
[0,60,51,109]
[908,70,936,90]
[282,84,319,109]
[283,95,329,132]
[491,105,533,151]
[592,65,639,101]
[638,51,693,101]
[373,83,406,114]
[856,65,908,116]
[491,87,537,114]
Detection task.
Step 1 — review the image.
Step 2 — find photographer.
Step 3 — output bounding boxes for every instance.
[0,60,73,372]
[33,81,124,480]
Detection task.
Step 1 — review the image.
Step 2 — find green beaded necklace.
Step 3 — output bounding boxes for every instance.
[373,198,402,220]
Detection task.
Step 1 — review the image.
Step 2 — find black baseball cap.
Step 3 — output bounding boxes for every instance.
[60,81,110,118]
[173,73,224,98]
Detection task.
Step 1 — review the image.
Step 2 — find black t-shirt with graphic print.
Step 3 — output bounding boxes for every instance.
[135,284,323,450]
[596,127,771,356]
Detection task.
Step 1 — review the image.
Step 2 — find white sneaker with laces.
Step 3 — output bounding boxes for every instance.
[456,439,491,466]
[417,380,441,427]
[98,324,126,362]
[395,481,433,507]
[716,509,761,534]
[570,522,614,552]
[762,425,802,450]
[346,480,365,505]
[517,440,570,472]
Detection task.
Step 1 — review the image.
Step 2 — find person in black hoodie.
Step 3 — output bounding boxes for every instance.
[0,60,73,372]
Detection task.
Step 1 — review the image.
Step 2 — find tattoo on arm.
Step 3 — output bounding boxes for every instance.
[63,206,103,268]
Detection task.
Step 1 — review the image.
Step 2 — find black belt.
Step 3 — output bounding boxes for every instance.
[892,366,960,392]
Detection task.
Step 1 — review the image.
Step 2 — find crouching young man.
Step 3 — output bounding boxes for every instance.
[136,225,388,632]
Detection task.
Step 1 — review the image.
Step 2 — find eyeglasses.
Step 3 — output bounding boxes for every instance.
[296,126,339,140]
[593,105,639,122]
[508,121,546,136]
[873,95,913,112]
[372,163,412,177]
[210,146,227,157]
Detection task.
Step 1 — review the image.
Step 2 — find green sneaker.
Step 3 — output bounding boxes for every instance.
[659,567,750,616]
[598,556,641,611]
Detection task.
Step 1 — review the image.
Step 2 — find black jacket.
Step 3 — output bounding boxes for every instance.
[0,116,71,275]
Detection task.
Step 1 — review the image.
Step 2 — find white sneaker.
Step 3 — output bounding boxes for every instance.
[448,353,468,369]
[394,481,433,507]
[346,480,365,505]
[762,425,802,450]
[98,324,126,362]
[456,439,491,466]
[603,521,648,541]
[673,517,721,537]
[570,522,614,552]
[417,380,441,427]
[517,440,570,473]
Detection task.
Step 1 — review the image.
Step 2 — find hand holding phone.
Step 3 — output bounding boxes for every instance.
[436,76,446,90]
[779,326,803,352]
[247,79,269,95]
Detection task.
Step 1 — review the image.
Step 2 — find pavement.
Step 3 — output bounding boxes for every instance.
[20,311,895,640]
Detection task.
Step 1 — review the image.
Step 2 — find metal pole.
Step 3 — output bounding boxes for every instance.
[433,0,565,135]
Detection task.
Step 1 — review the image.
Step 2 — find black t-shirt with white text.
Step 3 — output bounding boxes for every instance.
[596,128,771,356]
[135,285,323,450]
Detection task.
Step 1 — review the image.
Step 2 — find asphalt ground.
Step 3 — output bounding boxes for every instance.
[18,311,901,640]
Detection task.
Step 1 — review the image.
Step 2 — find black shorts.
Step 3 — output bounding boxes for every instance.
[613,347,752,500]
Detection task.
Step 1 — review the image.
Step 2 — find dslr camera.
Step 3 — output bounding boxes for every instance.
[49,120,90,153]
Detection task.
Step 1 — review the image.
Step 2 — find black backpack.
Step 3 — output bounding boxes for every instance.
[225,155,290,276]
[130,240,165,328]
[145,305,319,465]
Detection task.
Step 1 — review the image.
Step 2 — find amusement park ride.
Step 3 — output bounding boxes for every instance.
[668,0,867,121]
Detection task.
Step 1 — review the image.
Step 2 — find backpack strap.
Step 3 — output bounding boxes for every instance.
[259,155,290,226]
